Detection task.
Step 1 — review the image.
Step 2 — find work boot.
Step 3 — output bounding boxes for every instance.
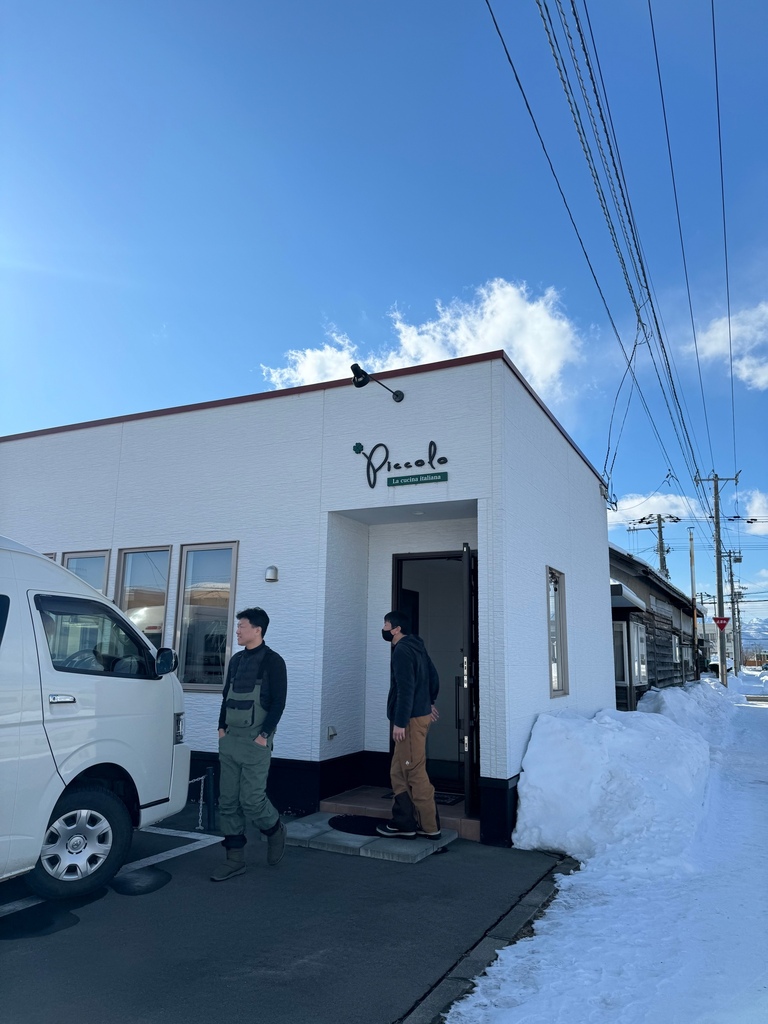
[210,848,246,881]
[266,821,286,866]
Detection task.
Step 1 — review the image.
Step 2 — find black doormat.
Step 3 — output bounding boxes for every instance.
[328,814,386,836]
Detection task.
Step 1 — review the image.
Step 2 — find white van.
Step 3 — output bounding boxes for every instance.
[0,537,191,899]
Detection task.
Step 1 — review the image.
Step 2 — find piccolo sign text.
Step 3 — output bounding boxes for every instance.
[352,441,448,490]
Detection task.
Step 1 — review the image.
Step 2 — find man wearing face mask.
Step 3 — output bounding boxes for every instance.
[376,610,441,839]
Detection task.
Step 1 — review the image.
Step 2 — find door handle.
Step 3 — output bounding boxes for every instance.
[49,694,76,704]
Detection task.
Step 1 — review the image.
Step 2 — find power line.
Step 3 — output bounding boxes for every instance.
[647,0,715,471]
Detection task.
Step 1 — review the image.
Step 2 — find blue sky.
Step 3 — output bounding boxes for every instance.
[1,1,766,621]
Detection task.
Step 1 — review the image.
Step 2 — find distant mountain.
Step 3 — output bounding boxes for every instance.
[741,618,768,657]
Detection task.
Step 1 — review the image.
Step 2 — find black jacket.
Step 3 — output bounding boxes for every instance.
[387,634,440,728]
[217,643,287,736]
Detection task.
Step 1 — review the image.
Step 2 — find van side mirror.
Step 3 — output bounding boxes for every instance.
[155,648,179,675]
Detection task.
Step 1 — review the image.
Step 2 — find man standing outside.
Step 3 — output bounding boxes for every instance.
[376,610,441,839]
[211,607,287,881]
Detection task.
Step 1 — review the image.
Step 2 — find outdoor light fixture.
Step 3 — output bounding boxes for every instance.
[265,565,279,583]
[350,363,404,402]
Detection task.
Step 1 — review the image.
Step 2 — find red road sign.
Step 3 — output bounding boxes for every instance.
[713,616,730,631]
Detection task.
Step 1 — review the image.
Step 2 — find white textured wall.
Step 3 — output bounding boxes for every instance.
[488,360,615,778]
[0,355,614,779]
[319,513,369,760]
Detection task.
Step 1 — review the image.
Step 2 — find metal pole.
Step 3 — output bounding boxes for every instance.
[713,475,728,688]
[689,529,699,677]
[727,552,740,675]
[657,515,669,579]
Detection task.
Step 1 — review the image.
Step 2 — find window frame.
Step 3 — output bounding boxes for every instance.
[62,549,111,595]
[174,541,238,693]
[546,566,569,697]
[115,545,172,648]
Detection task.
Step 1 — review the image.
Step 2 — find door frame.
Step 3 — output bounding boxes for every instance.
[391,547,480,815]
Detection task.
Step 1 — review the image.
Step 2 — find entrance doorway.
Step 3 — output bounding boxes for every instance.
[392,544,479,815]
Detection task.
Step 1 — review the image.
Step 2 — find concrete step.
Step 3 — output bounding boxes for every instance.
[284,812,458,863]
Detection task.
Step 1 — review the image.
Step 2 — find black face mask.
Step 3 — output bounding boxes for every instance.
[381,628,394,643]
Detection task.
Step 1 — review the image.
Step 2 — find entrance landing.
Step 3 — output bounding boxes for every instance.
[283,812,457,863]
[319,785,481,841]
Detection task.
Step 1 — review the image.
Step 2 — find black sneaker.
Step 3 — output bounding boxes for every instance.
[416,829,442,840]
[376,823,415,838]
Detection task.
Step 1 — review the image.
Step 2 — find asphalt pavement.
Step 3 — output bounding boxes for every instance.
[0,804,571,1024]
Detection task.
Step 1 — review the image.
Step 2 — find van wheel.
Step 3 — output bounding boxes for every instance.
[25,787,133,900]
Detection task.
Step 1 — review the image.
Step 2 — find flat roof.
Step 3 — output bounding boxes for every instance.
[0,350,606,485]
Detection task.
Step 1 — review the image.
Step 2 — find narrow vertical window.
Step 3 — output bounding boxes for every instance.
[63,551,110,594]
[176,543,237,690]
[547,567,569,696]
[117,548,171,648]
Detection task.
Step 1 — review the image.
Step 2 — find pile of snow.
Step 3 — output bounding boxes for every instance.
[511,678,739,867]
[447,673,768,1024]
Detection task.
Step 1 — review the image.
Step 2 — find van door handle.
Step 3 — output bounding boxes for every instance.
[49,694,76,704]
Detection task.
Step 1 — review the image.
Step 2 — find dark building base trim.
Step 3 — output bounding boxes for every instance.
[189,749,391,818]
[189,751,519,846]
[478,774,520,847]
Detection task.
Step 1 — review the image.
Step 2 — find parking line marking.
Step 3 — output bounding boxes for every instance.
[0,828,221,919]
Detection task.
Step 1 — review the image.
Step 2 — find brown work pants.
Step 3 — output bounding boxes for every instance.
[390,714,438,834]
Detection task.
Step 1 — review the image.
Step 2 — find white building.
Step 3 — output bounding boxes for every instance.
[0,351,615,843]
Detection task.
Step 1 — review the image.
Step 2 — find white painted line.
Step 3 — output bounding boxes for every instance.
[116,833,221,874]
[141,825,219,842]
[0,828,221,919]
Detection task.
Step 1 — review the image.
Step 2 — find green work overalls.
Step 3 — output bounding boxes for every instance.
[218,679,279,837]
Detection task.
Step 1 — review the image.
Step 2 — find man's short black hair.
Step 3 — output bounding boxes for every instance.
[237,607,270,635]
[384,610,410,633]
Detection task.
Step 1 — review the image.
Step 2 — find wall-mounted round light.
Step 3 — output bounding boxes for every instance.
[265,565,279,583]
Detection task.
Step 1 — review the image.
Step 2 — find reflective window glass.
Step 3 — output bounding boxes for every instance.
[63,552,109,593]
[177,545,236,690]
[117,548,170,648]
[547,567,569,696]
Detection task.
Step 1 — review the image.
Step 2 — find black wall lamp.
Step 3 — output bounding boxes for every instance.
[350,363,404,402]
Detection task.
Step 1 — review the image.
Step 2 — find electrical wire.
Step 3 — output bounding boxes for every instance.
[647,0,715,472]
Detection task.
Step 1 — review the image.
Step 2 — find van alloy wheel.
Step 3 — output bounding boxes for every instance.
[25,787,133,900]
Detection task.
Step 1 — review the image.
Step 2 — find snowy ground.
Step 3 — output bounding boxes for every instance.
[446,670,768,1024]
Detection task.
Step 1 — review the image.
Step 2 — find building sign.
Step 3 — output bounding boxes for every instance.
[353,441,448,490]
[388,472,448,487]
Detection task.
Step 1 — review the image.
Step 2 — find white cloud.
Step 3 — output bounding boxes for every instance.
[607,492,705,531]
[697,302,768,389]
[744,490,768,536]
[261,279,582,401]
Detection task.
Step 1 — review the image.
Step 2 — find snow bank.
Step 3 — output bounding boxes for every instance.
[511,679,738,866]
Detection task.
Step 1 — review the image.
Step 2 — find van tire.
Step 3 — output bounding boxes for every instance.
[25,787,133,900]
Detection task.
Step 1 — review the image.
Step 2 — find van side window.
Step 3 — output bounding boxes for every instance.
[0,595,9,646]
[34,595,153,679]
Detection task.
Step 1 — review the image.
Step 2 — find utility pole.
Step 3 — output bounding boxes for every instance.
[696,472,740,688]
[627,514,676,580]
[656,515,669,579]
[689,529,699,676]
[725,551,743,675]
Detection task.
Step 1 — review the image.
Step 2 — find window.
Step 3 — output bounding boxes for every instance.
[547,567,569,696]
[63,551,110,594]
[116,547,171,648]
[35,595,153,678]
[176,543,237,690]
